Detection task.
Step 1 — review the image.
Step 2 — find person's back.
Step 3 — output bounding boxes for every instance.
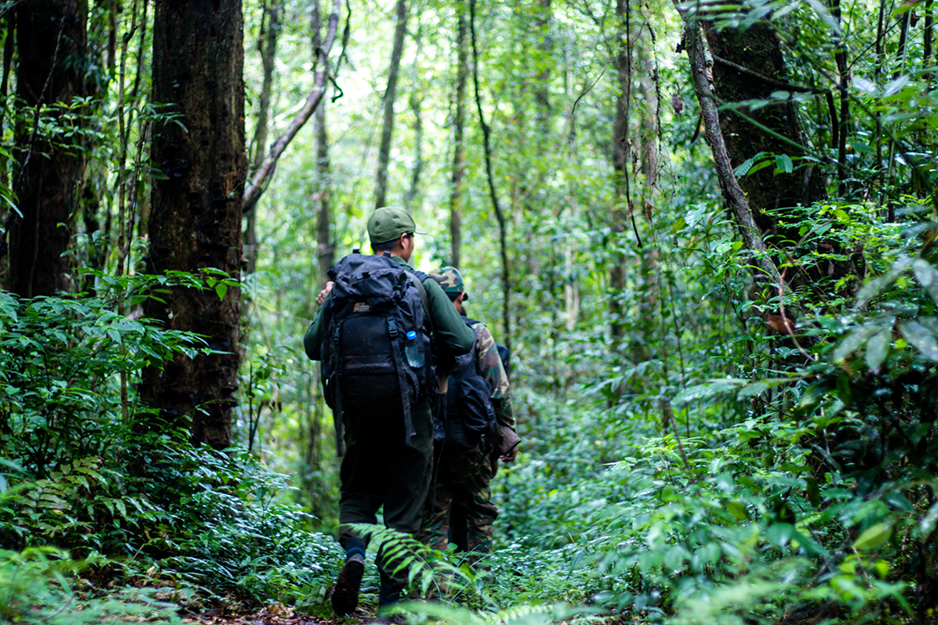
[303,207,473,616]
[420,267,520,563]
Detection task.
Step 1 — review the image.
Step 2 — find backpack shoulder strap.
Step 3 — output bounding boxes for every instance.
[407,270,433,334]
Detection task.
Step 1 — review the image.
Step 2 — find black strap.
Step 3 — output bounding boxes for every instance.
[332,325,348,456]
[407,270,433,335]
[387,317,417,446]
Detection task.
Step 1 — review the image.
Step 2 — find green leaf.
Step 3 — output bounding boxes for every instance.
[899,320,938,361]
[215,283,228,300]
[856,256,912,308]
[912,259,938,304]
[726,500,748,520]
[804,0,841,34]
[865,329,891,372]
[883,75,910,97]
[921,501,938,541]
[833,324,881,363]
[734,152,766,177]
[673,378,746,404]
[853,522,892,550]
[774,153,793,174]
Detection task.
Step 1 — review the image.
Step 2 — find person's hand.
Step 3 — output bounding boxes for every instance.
[500,445,518,462]
[316,281,334,305]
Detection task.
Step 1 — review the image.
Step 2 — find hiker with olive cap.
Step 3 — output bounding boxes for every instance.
[303,206,474,616]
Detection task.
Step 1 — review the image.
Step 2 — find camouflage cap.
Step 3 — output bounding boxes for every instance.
[367,206,425,245]
[431,266,469,300]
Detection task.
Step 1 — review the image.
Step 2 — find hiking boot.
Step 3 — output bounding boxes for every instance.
[331,558,365,616]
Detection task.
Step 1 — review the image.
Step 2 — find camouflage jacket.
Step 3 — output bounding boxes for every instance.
[465,317,519,453]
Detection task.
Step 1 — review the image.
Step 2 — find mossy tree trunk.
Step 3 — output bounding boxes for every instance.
[140,0,246,450]
[6,0,89,298]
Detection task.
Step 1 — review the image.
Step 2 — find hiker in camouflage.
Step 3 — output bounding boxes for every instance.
[421,266,520,561]
[303,208,474,616]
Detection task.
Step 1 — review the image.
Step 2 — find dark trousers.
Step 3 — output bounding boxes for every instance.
[337,398,433,601]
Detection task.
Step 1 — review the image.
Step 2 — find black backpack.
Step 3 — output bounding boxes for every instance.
[437,317,498,451]
[320,252,432,455]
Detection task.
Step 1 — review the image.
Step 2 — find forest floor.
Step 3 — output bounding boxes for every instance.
[179,605,388,625]
[180,605,331,624]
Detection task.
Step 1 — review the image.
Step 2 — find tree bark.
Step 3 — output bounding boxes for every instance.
[6,0,89,298]
[704,21,826,240]
[404,16,424,210]
[609,0,631,347]
[312,0,334,289]
[245,0,282,275]
[684,21,785,290]
[374,0,408,209]
[242,0,341,214]
[140,0,246,450]
[449,2,469,268]
[469,0,511,349]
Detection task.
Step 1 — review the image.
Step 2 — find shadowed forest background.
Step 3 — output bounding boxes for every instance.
[3,0,938,623]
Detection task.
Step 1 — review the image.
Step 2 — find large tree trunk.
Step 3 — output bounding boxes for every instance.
[703,16,857,292]
[374,0,408,209]
[140,0,246,450]
[705,22,826,243]
[6,0,89,298]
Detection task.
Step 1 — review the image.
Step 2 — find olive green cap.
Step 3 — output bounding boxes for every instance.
[431,266,469,300]
[367,206,425,245]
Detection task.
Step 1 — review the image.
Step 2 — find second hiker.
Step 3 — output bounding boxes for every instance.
[421,266,520,562]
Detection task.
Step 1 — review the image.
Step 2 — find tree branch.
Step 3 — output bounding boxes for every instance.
[242,0,341,213]
[683,19,787,291]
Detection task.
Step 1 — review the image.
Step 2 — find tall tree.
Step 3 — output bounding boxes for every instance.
[449,1,469,268]
[609,0,632,350]
[705,21,827,241]
[470,0,511,348]
[242,0,341,214]
[374,0,408,209]
[696,10,857,295]
[139,0,247,450]
[245,0,283,275]
[6,0,89,297]
[312,0,334,287]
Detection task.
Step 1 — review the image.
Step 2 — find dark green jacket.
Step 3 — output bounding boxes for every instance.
[303,255,474,362]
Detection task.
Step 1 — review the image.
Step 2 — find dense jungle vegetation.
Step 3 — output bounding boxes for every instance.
[2,0,938,623]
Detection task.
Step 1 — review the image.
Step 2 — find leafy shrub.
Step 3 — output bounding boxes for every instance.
[0,282,342,612]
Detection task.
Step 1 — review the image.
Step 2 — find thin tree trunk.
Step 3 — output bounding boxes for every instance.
[303,0,333,513]
[0,12,15,139]
[312,0,333,288]
[609,0,632,347]
[404,15,424,210]
[926,0,934,72]
[7,0,89,298]
[140,0,246,450]
[245,0,282,275]
[449,2,469,268]
[634,17,660,370]
[469,0,511,349]
[243,0,342,214]
[374,0,408,209]
[830,0,850,195]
